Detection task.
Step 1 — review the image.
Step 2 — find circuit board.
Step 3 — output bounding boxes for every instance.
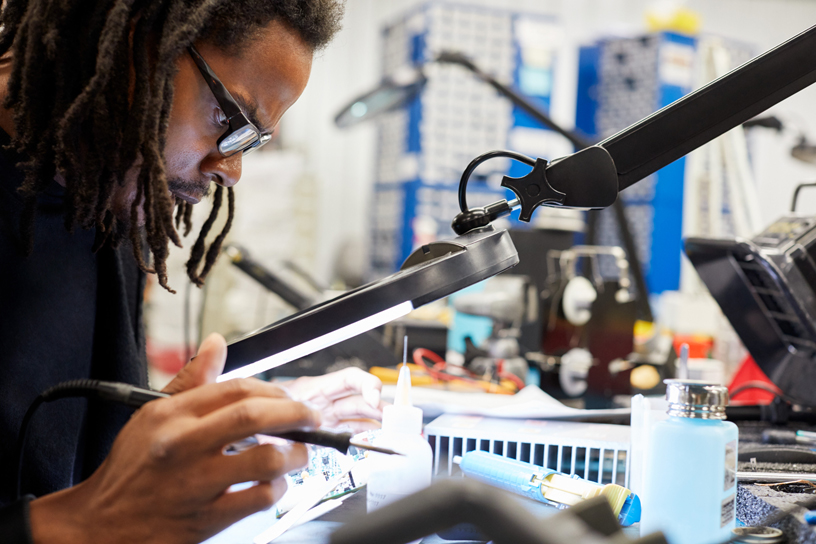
[275,429,380,516]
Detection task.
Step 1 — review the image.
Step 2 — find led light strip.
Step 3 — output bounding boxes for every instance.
[218,301,415,382]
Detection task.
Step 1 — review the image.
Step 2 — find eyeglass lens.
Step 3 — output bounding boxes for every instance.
[219,125,261,156]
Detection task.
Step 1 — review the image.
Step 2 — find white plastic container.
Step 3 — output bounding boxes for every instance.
[366,365,433,512]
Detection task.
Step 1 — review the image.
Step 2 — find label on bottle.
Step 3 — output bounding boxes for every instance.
[367,488,405,512]
[724,440,737,490]
[721,494,735,528]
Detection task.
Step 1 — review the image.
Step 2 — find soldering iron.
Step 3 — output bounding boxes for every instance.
[14,379,398,501]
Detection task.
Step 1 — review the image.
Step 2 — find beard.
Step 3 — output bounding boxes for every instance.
[167,178,212,205]
[109,178,212,228]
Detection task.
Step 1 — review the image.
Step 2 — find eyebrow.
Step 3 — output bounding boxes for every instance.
[233,92,272,135]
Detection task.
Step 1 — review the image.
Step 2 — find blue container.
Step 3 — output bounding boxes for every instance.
[640,381,738,544]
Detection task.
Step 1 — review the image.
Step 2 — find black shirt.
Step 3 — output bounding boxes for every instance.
[0,130,148,539]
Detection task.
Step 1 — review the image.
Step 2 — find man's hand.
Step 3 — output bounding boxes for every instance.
[29,334,319,544]
[163,336,385,431]
[283,367,385,432]
[161,332,230,394]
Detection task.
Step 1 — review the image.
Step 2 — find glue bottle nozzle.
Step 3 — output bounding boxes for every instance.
[394,363,413,407]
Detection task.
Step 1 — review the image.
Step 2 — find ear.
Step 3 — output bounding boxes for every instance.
[161,333,227,394]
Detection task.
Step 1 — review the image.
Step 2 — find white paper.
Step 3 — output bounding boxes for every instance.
[381,385,630,419]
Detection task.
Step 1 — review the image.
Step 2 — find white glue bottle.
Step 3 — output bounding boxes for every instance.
[366,364,432,512]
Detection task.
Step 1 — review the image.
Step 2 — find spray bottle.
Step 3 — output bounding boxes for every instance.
[366,362,433,512]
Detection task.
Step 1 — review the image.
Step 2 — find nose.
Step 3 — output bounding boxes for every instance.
[200,150,242,188]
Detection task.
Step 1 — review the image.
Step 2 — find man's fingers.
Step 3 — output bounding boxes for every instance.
[334,418,382,434]
[196,397,321,451]
[215,443,308,488]
[168,378,291,417]
[323,395,383,424]
[209,479,288,529]
[161,333,227,394]
[291,368,382,407]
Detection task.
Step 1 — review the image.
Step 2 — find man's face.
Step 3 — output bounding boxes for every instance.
[115,19,313,220]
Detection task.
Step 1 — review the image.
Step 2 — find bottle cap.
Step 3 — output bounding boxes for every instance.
[664,379,728,419]
[382,365,423,435]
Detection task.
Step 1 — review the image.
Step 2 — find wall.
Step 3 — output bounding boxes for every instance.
[280,0,816,284]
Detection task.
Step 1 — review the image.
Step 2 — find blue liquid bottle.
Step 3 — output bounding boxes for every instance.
[640,380,738,544]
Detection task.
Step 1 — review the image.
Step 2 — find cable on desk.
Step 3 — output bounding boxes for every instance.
[411,348,525,392]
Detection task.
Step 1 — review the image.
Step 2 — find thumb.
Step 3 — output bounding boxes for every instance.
[161,333,227,394]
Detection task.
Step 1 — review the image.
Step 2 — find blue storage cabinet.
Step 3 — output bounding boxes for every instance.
[575,32,753,295]
[370,2,564,277]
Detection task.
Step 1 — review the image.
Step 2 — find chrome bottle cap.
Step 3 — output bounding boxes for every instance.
[664,379,729,420]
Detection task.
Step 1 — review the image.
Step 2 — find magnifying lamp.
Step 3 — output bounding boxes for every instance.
[223,24,816,383]
[221,226,518,380]
[335,67,427,128]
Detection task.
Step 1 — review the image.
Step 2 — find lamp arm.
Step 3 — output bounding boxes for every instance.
[437,51,653,320]
[488,24,816,225]
[599,24,816,192]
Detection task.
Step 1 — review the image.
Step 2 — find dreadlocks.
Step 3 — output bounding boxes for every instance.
[0,0,343,291]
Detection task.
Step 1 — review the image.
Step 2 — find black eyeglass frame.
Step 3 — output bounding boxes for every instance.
[188,44,271,156]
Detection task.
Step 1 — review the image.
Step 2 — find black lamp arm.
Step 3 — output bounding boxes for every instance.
[440,50,653,321]
[448,23,816,209]
[599,24,816,192]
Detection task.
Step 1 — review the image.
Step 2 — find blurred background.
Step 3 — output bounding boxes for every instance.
[144,0,816,405]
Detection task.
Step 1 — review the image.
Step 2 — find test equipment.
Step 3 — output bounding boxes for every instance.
[686,215,816,405]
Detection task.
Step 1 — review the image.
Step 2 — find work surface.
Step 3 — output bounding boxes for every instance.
[203,421,816,543]
[205,483,643,544]
[204,488,478,544]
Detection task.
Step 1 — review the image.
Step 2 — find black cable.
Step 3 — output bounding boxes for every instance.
[15,380,168,500]
[458,150,535,213]
[730,380,816,408]
[439,51,652,321]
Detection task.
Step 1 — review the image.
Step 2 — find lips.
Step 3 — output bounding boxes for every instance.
[167,179,210,205]
[170,190,201,205]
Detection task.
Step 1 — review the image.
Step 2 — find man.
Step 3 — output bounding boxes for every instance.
[0,1,384,542]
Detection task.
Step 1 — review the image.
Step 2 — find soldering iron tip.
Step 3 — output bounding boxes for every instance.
[350,441,404,456]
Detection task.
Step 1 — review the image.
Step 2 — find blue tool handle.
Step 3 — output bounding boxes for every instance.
[460,451,552,504]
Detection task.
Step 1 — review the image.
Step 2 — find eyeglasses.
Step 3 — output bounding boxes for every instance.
[188,44,272,156]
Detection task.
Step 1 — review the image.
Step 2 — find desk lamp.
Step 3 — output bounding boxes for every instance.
[223,25,816,385]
